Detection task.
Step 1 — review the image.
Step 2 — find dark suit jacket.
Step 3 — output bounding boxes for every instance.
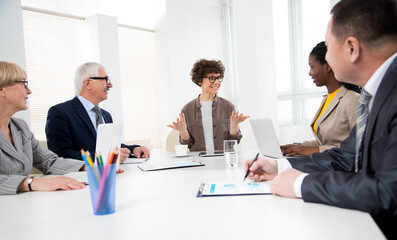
[45,97,138,160]
[288,57,397,238]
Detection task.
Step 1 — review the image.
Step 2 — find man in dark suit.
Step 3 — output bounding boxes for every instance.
[46,62,150,163]
[244,0,397,238]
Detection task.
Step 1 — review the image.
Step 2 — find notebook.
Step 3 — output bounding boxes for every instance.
[95,123,123,166]
[249,118,284,159]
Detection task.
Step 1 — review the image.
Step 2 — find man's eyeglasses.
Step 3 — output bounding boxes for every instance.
[14,80,29,89]
[205,75,224,83]
[89,76,111,85]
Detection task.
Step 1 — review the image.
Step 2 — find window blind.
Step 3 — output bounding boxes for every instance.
[22,10,85,140]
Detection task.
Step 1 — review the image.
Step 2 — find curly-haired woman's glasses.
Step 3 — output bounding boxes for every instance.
[206,75,224,83]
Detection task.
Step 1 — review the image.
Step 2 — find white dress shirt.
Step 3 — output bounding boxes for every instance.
[77,95,104,132]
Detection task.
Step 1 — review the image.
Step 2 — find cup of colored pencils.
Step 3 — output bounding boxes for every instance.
[82,148,119,215]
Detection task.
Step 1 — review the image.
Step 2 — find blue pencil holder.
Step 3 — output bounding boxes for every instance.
[86,164,117,215]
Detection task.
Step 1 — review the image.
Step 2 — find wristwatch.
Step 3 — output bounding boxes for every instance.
[26,177,34,191]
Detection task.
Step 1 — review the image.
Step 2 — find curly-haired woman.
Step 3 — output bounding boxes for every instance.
[167,59,249,152]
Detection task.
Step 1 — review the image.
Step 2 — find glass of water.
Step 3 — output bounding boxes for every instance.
[224,140,238,167]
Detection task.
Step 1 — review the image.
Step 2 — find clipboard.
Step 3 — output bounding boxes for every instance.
[138,161,205,171]
[197,181,271,197]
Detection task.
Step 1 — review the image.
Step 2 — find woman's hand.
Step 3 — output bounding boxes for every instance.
[167,113,190,141]
[229,111,250,135]
[19,176,85,192]
[280,144,319,156]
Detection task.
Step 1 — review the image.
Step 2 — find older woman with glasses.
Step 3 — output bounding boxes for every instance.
[168,59,249,151]
[0,61,85,195]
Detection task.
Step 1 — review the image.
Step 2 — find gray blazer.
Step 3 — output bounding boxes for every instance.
[0,118,84,195]
[301,86,360,152]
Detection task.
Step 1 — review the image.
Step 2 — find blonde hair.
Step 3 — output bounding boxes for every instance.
[0,61,27,87]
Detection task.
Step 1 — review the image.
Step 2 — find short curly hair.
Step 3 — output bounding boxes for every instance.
[190,59,225,86]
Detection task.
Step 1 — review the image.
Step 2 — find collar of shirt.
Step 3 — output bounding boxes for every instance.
[77,95,99,130]
[364,52,397,111]
[195,94,219,108]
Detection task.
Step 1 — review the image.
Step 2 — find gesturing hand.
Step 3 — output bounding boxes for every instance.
[229,111,250,136]
[230,111,250,125]
[167,113,187,132]
[167,113,190,141]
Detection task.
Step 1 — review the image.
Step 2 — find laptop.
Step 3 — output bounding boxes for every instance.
[96,123,123,166]
[249,118,284,159]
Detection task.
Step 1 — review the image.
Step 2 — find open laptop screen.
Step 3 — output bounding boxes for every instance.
[249,118,284,159]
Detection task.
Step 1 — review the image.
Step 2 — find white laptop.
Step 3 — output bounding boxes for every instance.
[249,118,284,159]
[96,123,123,166]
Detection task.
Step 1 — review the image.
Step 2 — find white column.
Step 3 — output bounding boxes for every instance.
[234,0,278,149]
[85,14,124,127]
[0,0,31,126]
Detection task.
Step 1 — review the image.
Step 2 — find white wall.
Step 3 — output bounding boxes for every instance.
[0,0,31,126]
[164,0,226,117]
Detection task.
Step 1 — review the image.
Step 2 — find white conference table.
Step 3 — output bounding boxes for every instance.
[0,150,385,240]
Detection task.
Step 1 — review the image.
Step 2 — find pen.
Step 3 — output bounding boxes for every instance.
[243,153,259,182]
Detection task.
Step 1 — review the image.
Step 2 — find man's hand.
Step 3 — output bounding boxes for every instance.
[119,147,131,163]
[270,168,303,198]
[243,157,278,182]
[133,146,150,158]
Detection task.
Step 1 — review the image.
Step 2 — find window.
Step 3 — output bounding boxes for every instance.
[273,0,331,125]
[22,10,85,140]
[118,27,161,148]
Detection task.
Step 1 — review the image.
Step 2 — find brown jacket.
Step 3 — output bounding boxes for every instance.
[180,95,242,151]
[301,86,360,152]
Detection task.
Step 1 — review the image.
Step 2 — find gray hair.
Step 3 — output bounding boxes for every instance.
[74,62,104,95]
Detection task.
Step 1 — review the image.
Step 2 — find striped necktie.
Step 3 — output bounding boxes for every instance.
[92,106,104,128]
[355,89,372,172]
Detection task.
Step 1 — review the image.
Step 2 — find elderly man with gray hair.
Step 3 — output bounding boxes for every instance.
[46,62,150,163]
